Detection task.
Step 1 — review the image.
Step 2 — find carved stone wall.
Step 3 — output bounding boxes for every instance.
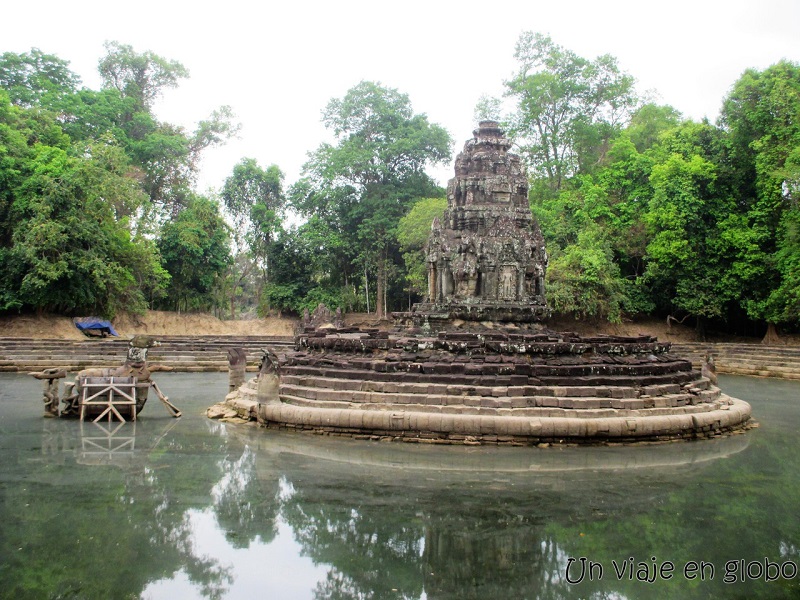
[413,121,548,324]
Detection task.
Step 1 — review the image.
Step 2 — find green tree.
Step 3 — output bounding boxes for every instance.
[396,196,447,305]
[529,128,659,322]
[505,32,637,192]
[640,122,744,334]
[0,45,240,319]
[3,139,167,316]
[0,48,80,108]
[157,195,231,312]
[98,41,189,112]
[262,217,354,315]
[95,42,238,214]
[720,60,800,336]
[546,224,629,322]
[294,81,451,318]
[626,102,683,153]
[0,92,29,240]
[221,158,285,316]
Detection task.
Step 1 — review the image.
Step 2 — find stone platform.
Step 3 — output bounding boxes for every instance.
[233,328,753,446]
[215,119,753,445]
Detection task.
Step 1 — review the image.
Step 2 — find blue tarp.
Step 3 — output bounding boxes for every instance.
[73,317,119,337]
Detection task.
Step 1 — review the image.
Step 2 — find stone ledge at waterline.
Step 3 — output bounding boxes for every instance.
[214,328,755,446]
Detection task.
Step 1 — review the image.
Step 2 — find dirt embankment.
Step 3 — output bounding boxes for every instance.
[1,310,796,345]
[0,310,297,339]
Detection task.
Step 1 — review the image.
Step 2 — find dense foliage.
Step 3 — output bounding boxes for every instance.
[281,81,451,318]
[0,45,235,317]
[485,33,800,336]
[1,36,798,337]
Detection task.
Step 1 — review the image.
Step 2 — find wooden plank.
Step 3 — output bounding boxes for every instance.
[79,376,138,423]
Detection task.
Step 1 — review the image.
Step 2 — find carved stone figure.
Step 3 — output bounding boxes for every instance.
[412,121,548,324]
[61,335,168,416]
[299,303,341,333]
[227,348,248,392]
[702,354,718,385]
[29,368,67,416]
[256,347,281,403]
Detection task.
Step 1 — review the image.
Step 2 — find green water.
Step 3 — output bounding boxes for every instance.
[0,372,798,599]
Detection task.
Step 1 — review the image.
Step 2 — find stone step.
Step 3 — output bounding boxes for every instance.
[670,343,800,380]
[684,355,800,366]
[6,335,800,378]
[716,361,800,371]
[0,334,292,373]
[279,383,719,409]
[280,374,704,399]
[0,345,286,353]
[719,367,800,380]
[280,364,697,388]
[4,359,231,372]
[278,393,728,419]
[673,345,800,359]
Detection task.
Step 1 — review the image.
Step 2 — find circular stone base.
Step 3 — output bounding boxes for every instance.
[227,328,754,446]
[253,394,751,445]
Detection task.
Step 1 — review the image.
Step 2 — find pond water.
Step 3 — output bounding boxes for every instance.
[0,372,799,600]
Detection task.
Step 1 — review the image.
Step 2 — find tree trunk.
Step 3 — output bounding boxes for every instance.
[376,257,385,320]
[694,316,706,342]
[258,260,267,315]
[364,265,370,314]
[762,322,781,345]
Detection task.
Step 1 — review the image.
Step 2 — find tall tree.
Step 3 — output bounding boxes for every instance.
[2,139,167,316]
[720,60,800,338]
[505,32,637,192]
[96,42,238,214]
[396,196,447,306]
[98,41,189,112]
[545,223,629,322]
[0,48,80,108]
[221,158,285,316]
[156,195,232,313]
[293,81,451,318]
[639,121,749,335]
[0,45,240,318]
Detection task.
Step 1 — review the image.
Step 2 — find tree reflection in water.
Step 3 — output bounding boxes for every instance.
[0,410,231,599]
[2,373,800,600]
[211,444,280,548]
[221,417,798,600]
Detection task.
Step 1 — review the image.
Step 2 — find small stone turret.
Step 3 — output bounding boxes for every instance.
[413,121,548,325]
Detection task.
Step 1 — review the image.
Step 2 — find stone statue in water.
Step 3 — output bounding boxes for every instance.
[30,335,180,418]
[256,347,281,403]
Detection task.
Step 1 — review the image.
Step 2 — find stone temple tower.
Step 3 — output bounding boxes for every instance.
[412,121,549,324]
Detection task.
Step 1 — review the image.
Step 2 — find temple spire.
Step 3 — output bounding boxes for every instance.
[413,122,549,324]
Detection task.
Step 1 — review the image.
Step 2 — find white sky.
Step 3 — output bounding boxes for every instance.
[4,0,799,192]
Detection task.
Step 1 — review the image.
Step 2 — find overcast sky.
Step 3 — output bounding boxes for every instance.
[5,0,799,192]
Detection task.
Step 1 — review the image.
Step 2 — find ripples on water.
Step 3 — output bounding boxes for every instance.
[0,372,798,599]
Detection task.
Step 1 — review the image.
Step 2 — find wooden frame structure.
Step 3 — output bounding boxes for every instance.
[80,420,136,461]
[79,376,139,423]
